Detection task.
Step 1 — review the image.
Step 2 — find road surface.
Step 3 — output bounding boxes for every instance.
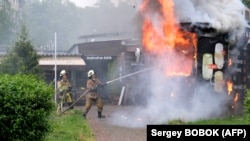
[84,104,147,141]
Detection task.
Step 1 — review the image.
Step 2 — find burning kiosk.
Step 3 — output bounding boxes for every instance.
[133,0,248,116]
[181,22,247,115]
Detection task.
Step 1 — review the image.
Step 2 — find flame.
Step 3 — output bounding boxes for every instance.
[140,0,196,77]
[234,93,239,102]
[227,81,233,95]
[208,64,218,69]
[228,58,232,66]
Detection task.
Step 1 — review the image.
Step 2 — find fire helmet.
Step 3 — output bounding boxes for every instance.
[87,70,95,77]
[60,70,67,77]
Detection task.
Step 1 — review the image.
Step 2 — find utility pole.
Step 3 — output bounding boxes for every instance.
[54,32,57,103]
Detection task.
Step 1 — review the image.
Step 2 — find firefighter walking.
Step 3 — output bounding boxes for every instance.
[57,70,74,112]
[83,70,106,118]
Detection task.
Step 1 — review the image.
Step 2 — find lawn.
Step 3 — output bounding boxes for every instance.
[168,114,250,125]
[187,114,250,124]
[45,109,95,141]
[45,109,250,141]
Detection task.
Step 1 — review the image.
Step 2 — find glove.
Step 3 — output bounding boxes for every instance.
[68,86,72,91]
[89,85,98,91]
[99,82,107,88]
[59,90,66,96]
[60,88,70,94]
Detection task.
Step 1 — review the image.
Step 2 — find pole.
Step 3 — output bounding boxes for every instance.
[118,86,125,105]
[54,32,57,103]
[106,67,152,84]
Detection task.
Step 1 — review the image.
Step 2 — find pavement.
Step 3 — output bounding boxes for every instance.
[82,104,147,141]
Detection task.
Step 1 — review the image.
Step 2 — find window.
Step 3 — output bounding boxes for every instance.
[245,8,250,21]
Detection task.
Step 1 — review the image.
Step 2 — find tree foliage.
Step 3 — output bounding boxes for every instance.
[0,0,18,45]
[1,0,137,50]
[0,74,54,141]
[245,90,250,115]
[20,0,137,50]
[0,23,42,76]
[242,0,250,8]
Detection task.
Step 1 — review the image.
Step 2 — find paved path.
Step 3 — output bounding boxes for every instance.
[84,104,147,141]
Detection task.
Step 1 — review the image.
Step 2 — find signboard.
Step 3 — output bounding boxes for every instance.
[86,56,113,60]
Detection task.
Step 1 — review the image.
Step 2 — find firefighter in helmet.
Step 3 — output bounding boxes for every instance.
[57,70,74,109]
[83,69,106,118]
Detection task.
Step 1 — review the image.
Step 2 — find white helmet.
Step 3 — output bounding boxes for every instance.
[60,70,67,77]
[87,70,95,77]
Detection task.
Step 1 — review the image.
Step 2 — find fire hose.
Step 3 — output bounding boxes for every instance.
[60,89,90,115]
[60,67,152,115]
[106,67,152,84]
[57,88,72,113]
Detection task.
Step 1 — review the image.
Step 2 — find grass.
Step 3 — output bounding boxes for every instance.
[44,108,250,141]
[188,114,250,125]
[45,109,95,141]
[168,114,250,125]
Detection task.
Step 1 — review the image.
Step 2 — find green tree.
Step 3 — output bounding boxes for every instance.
[21,0,86,50]
[0,74,54,141]
[0,23,42,76]
[243,0,250,8]
[20,0,137,50]
[0,0,18,45]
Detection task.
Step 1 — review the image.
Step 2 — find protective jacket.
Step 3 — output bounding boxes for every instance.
[58,79,71,95]
[86,78,101,99]
[57,79,72,103]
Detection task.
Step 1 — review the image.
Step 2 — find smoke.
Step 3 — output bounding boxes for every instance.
[108,60,231,128]
[173,0,247,37]
[107,0,246,128]
[110,0,122,7]
[110,0,135,7]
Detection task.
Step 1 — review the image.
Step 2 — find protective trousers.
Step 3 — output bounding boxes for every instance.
[83,96,104,118]
[65,93,73,103]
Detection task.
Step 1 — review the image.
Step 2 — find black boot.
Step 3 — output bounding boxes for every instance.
[83,110,88,119]
[98,111,105,118]
[83,113,86,119]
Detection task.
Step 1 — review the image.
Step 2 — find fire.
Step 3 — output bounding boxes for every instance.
[234,93,239,102]
[208,64,218,69]
[228,58,232,66]
[227,81,233,95]
[140,0,196,77]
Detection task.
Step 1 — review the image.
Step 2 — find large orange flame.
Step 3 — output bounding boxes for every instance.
[140,0,196,76]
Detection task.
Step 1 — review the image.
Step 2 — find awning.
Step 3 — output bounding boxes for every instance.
[39,56,86,66]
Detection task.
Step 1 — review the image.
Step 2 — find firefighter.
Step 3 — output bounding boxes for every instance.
[83,70,106,118]
[57,70,74,110]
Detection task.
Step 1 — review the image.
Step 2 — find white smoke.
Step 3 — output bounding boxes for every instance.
[108,67,231,128]
[174,0,248,36]
[110,0,135,7]
[107,0,245,128]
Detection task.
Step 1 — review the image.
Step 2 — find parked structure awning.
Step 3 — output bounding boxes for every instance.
[39,56,86,66]
[39,56,86,71]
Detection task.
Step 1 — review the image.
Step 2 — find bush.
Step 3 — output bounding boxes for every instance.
[244,90,250,115]
[0,74,54,141]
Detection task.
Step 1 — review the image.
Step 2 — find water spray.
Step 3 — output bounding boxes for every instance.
[60,67,153,115]
[106,67,153,84]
